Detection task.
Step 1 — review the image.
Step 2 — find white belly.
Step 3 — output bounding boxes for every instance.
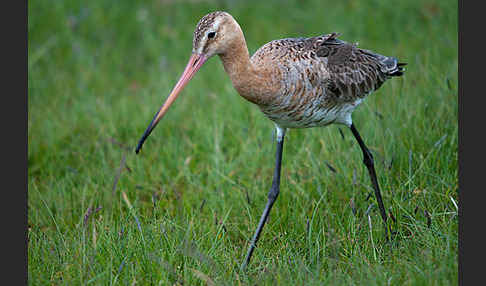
[261,98,364,128]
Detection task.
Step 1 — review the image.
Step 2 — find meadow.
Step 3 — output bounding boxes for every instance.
[28,0,458,284]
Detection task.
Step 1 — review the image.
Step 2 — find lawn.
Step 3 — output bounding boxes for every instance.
[28,0,458,284]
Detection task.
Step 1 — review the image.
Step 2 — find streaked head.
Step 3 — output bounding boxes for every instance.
[192,11,242,57]
[135,11,241,153]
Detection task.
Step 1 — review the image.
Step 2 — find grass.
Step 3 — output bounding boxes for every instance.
[28,0,458,284]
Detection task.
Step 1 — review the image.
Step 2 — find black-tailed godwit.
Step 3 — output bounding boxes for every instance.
[135,11,406,270]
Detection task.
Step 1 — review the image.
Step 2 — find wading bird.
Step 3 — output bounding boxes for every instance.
[135,11,405,270]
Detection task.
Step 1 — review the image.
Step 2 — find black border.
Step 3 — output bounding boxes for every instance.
[10,0,28,284]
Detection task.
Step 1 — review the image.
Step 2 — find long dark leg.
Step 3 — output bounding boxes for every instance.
[241,127,286,271]
[350,123,389,240]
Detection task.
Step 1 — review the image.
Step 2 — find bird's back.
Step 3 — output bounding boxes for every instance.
[251,33,405,128]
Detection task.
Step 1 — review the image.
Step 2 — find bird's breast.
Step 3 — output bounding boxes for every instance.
[257,64,364,128]
[260,91,363,128]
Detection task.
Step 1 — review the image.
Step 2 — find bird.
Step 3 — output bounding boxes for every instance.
[134,11,406,270]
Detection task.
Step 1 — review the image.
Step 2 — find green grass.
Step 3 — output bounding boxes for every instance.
[28,0,458,284]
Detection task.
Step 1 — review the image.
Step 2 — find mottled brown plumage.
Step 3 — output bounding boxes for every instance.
[245,32,404,128]
[185,12,406,129]
[135,11,406,270]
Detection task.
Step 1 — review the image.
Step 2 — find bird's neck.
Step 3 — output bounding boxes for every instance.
[218,33,270,105]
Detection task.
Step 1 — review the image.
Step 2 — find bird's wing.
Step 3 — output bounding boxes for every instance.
[251,33,405,103]
[312,33,404,100]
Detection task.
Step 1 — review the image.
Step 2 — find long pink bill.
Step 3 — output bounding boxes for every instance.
[136,53,208,154]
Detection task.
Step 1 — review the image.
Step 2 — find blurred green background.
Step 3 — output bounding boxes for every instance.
[29,0,457,284]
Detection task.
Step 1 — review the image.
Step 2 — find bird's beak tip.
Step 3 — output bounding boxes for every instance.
[135,53,207,154]
[135,141,144,154]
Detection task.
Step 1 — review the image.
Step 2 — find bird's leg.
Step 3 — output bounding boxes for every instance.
[241,126,286,271]
[349,123,390,240]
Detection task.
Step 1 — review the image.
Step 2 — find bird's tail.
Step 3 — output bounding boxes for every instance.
[382,55,407,77]
[388,61,407,77]
[366,51,407,77]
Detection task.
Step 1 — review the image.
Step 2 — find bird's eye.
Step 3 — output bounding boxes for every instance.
[208,32,216,39]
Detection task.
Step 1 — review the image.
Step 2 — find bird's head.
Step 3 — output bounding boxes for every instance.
[135,11,241,154]
[192,11,242,58]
